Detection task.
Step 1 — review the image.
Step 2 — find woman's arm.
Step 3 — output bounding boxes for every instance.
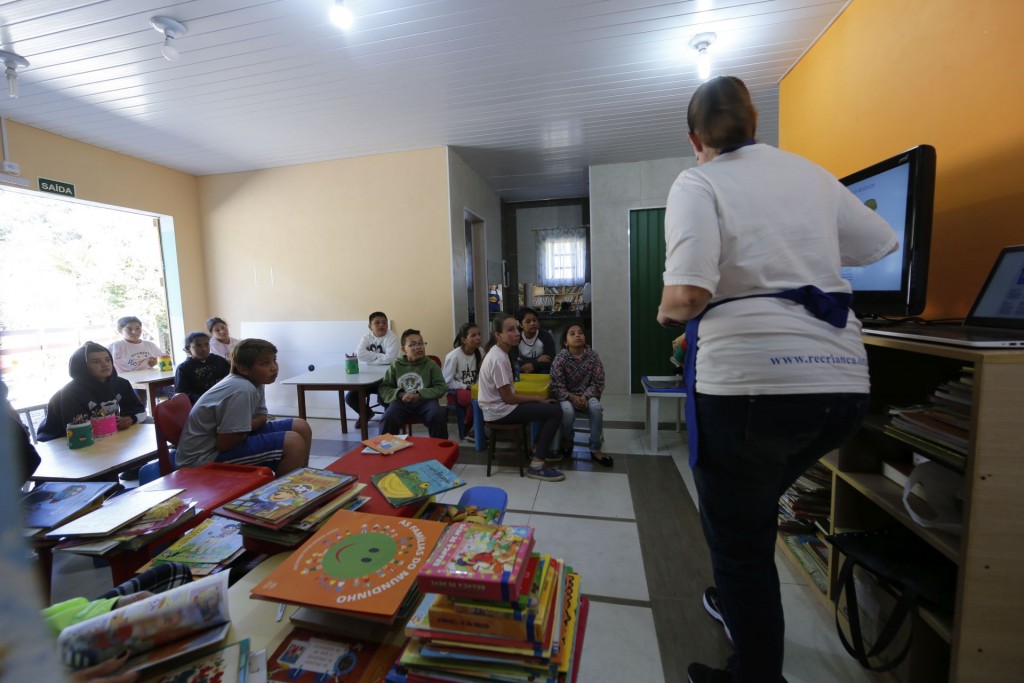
[657,285,713,327]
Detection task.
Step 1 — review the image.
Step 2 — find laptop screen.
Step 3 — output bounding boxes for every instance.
[967,246,1024,328]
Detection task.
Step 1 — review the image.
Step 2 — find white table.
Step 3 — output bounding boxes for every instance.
[121,368,176,416]
[280,364,387,440]
[641,375,686,452]
[31,422,158,481]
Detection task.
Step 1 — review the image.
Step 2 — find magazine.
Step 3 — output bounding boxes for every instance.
[144,639,250,683]
[57,572,232,672]
[46,488,185,538]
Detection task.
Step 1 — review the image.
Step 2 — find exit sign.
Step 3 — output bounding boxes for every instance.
[38,177,76,197]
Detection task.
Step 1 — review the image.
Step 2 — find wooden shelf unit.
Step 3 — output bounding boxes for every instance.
[776,336,1024,682]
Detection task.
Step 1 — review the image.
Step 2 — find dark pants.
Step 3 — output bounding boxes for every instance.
[692,393,868,683]
[379,398,449,439]
[345,389,384,421]
[491,402,561,459]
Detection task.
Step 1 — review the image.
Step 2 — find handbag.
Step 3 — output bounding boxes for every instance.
[826,525,956,671]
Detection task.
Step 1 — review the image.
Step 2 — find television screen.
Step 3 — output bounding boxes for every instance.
[839,145,935,319]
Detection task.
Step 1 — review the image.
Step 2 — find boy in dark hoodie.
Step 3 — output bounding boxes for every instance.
[37,342,148,442]
[378,329,449,439]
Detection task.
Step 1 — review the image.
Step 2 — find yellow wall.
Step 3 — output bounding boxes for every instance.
[780,0,1024,318]
[197,147,455,349]
[5,120,208,330]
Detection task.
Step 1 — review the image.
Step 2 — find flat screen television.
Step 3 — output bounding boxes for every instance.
[839,144,936,319]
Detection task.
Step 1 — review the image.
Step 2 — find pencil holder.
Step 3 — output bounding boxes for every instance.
[67,422,94,449]
[345,356,359,374]
[158,355,173,372]
[91,415,117,438]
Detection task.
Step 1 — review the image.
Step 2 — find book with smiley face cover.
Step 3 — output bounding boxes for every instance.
[250,509,448,620]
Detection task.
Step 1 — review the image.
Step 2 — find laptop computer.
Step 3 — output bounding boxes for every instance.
[863,245,1024,348]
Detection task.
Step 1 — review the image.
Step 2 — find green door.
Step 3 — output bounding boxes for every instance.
[629,208,679,393]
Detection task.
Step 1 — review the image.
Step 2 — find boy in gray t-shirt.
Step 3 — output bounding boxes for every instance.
[176,339,312,475]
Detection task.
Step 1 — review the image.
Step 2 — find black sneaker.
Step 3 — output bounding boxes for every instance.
[703,587,733,645]
[687,663,733,683]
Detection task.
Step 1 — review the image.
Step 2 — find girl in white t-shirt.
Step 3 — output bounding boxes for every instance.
[477,314,564,482]
[108,316,163,373]
[442,322,482,440]
[206,317,239,361]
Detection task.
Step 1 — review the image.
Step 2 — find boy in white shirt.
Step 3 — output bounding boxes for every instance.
[346,311,399,427]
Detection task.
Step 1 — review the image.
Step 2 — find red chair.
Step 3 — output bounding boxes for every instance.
[402,355,444,436]
[152,393,192,477]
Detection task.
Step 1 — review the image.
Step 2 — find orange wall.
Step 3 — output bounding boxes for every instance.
[780,0,1024,318]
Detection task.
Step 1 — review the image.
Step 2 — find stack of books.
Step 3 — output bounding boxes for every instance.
[45,488,197,556]
[778,462,832,595]
[135,515,246,576]
[250,509,449,625]
[392,523,589,682]
[415,502,502,526]
[884,366,972,470]
[215,467,359,548]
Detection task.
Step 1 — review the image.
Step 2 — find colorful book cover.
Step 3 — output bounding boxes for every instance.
[22,481,117,530]
[417,503,501,526]
[418,523,535,601]
[267,627,401,682]
[221,468,357,528]
[251,509,448,619]
[449,555,545,618]
[362,433,414,455]
[46,488,184,538]
[555,570,581,674]
[149,516,245,565]
[146,638,250,683]
[371,460,465,508]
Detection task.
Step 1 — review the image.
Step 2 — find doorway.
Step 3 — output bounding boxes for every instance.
[628,208,679,393]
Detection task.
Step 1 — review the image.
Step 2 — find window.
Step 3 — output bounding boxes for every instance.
[536,227,586,286]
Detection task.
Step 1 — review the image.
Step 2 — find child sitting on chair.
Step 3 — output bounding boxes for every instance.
[442,322,482,440]
[346,311,400,428]
[478,314,564,482]
[378,330,449,439]
[176,339,311,475]
[512,307,556,375]
[549,323,611,466]
[108,316,164,373]
[174,332,231,405]
[37,342,149,442]
[206,317,239,360]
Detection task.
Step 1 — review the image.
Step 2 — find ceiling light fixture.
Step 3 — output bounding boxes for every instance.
[329,0,355,30]
[0,50,29,99]
[150,16,188,61]
[689,32,717,81]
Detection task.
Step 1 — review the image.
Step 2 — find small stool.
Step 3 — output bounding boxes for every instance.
[484,422,531,477]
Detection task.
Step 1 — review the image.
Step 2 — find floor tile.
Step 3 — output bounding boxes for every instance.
[577,601,664,683]
[532,470,634,519]
[524,514,648,602]
[781,583,874,682]
[602,428,647,455]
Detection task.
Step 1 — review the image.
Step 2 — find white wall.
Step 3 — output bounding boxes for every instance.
[589,156,696,394]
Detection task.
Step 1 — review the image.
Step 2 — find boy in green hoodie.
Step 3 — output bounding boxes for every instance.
[378,329,448,439]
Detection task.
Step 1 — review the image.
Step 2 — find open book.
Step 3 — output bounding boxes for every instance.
[57,572,234,675]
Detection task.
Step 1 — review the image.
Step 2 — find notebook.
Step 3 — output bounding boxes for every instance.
[864,245,1024,348]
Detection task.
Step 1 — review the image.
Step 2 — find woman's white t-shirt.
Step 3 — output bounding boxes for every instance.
[663,144,897,395]
[477,346,516,422]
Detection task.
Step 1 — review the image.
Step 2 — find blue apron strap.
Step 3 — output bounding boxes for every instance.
[683,285,852,469]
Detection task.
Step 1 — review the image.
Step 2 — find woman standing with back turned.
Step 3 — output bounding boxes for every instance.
[658,76,897,683]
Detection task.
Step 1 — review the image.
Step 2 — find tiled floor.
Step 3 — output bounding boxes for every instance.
[51,394,873,682]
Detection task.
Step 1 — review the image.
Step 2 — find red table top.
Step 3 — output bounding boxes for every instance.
[326,436,460,517]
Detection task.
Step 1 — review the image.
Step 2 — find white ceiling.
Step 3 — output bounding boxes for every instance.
[0,0,847,202]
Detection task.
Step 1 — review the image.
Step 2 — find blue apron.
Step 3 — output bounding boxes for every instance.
[682,285,852,467]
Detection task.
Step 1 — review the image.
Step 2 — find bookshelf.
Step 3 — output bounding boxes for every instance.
[776,336,1024,682]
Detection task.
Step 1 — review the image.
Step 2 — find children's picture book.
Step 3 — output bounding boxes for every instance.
[58,572,232,671]
[417,523,536,602]
[144,638,250,683]
[362,432,414,455]
[417,502,501,526]
[22,481,117,530]
[219,468,357,529]
[267,628,402,682]
[54,497,199,556]
[46,488,185,538]
[143,515,245,567]
[371,459,465,508]
[251,509,448,620]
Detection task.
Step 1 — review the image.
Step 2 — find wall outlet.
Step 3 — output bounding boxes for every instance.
[1,160,19,175]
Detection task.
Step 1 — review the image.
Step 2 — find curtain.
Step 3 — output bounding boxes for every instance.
[536,227,586,286]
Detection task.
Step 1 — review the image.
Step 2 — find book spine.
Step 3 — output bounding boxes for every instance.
[416,574,510,602]
[427,603,538,641]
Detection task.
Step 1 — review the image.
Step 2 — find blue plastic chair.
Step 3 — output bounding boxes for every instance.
[457,485,509,524]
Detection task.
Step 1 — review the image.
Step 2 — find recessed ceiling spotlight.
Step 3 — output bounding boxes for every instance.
[150,16,188,61]
[330,0,355,30]
[0,50,29,98]
[689,32,717,81]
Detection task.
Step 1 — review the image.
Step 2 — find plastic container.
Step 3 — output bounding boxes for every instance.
[66,422,94,449]
[90,414,118,437]
[344,356,359,374]
[158,355,173,372]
